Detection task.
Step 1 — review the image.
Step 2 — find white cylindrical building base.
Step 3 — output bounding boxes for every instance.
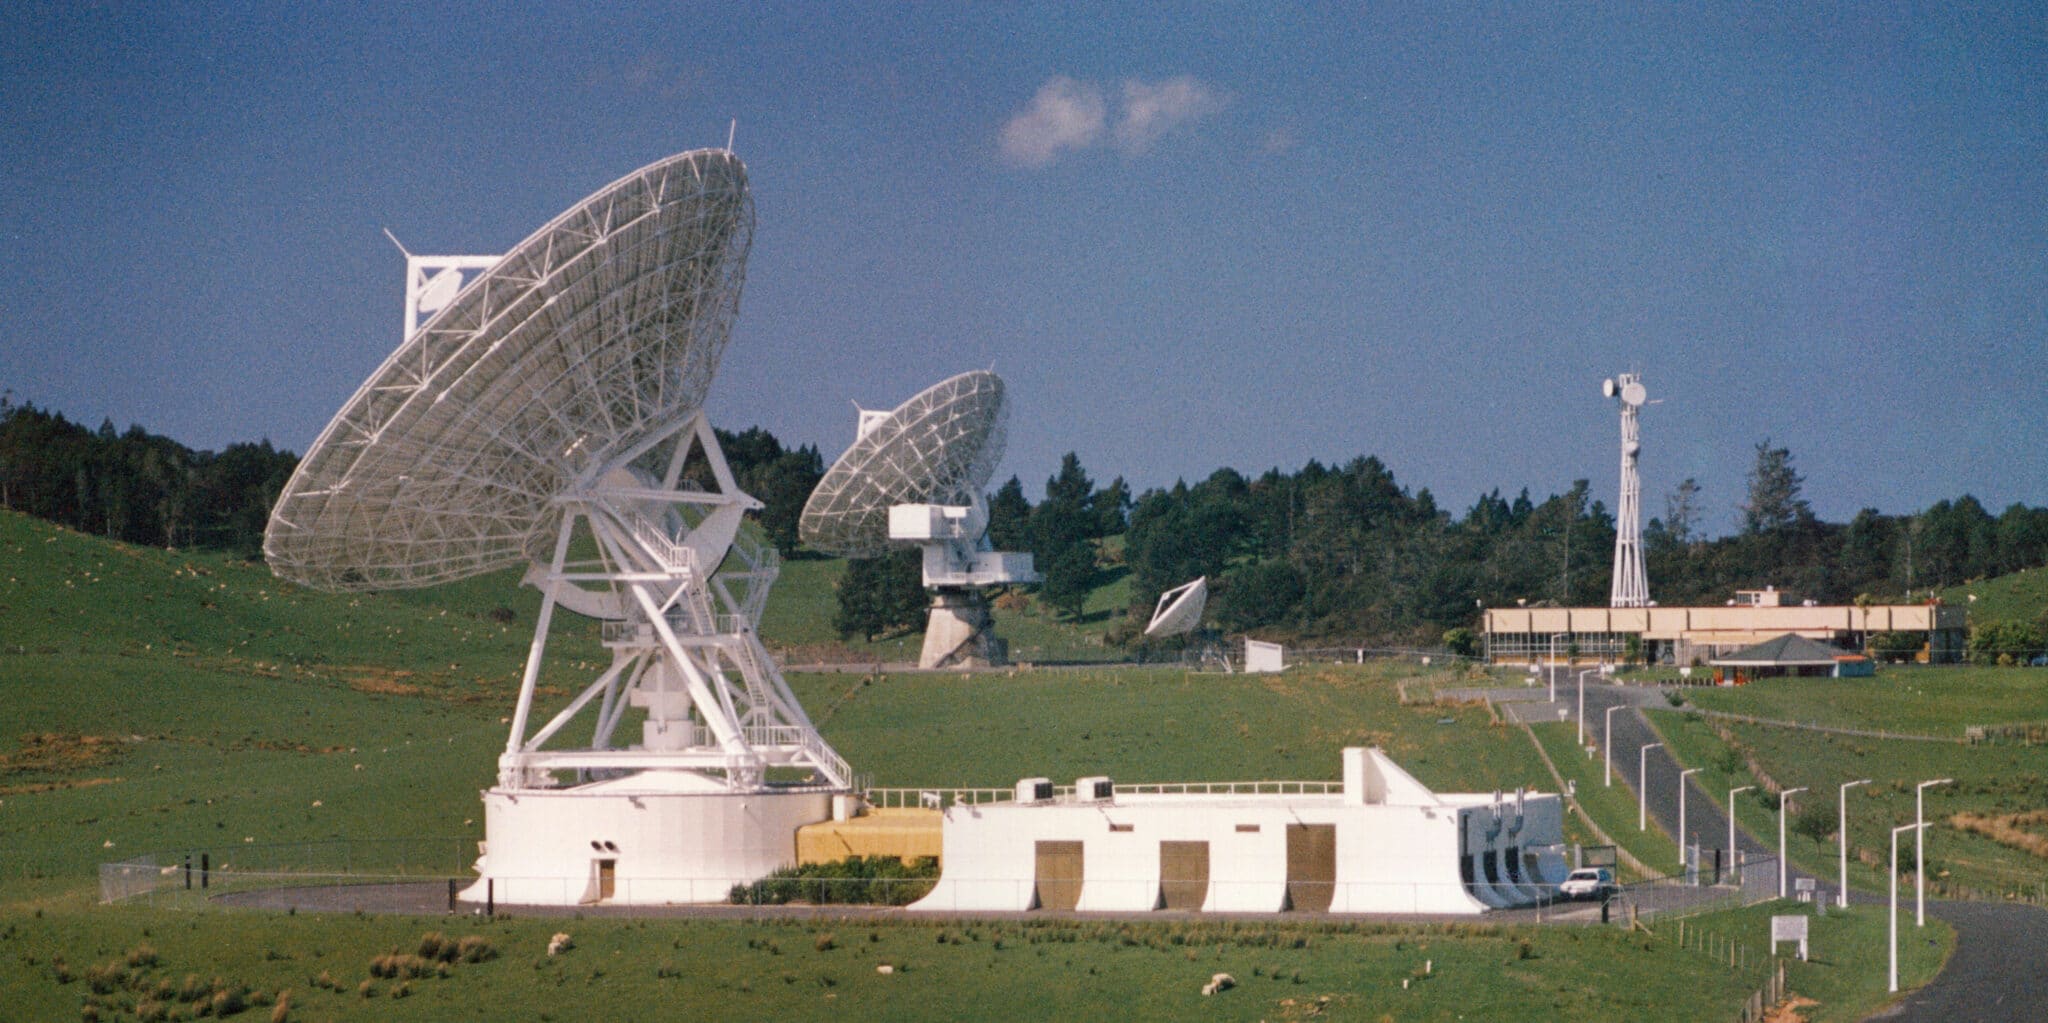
[460,771,832,906]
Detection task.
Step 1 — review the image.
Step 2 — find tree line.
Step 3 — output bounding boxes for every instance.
[8,397,2046,654]
[960,439,2048,655]
[0,398,822,561]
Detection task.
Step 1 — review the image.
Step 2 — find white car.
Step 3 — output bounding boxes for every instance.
[1558,867,1615,900]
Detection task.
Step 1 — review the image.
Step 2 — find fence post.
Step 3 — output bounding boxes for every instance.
[200,853,209,890]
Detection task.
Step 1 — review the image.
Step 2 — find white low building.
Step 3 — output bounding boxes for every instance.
[910,748,1566,915]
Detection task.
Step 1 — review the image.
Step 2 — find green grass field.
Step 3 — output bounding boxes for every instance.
[1525,722,1682,880]
[1684,667,2048,735]
[0,509,1981,1020]
[1944,566,2048,632]
[1646,708,2048,901]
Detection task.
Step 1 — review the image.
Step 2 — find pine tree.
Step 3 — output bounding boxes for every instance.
[1740,441,1810,534]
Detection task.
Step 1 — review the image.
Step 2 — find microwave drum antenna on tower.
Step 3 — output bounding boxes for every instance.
[1604,373,1651,608]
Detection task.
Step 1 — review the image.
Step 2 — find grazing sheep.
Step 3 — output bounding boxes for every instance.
[1201,972,1236,996]
[547,932,572,957]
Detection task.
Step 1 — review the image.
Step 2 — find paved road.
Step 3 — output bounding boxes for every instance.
[1531,681,2048,1022]
[1499,681,1787,888]
[1876,900,2048,1021]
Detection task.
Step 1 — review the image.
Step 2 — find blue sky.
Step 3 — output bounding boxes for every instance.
[4,3,2044,535]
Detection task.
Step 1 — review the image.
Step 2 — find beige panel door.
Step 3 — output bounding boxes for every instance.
[1159,841,1210,910]
[1286,824,1336,912]
[597,859,616,901]
[1034,841,1084,911]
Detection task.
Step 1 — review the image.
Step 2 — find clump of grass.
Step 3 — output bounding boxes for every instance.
[456,934,498,963]
[814,933,836,952]
[210,985,247,1016]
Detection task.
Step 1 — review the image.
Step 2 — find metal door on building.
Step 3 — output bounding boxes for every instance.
[1159,841,1210,910]
[1286,824,1336,912]
[1034,841,1083,911]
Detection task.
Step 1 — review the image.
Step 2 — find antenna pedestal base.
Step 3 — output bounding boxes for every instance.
[920,588,1007,669]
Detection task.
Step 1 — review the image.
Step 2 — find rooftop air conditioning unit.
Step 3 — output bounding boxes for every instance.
[1015,777,1053,804]
[1075,776,1113,803]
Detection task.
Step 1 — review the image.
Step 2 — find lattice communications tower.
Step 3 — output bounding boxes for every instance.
[1602,373,1651,608]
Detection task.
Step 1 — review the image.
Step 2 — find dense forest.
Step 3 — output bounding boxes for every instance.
[7,396,2047,653]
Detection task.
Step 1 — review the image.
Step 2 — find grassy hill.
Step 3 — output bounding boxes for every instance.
[0,509,1969,1020]
[1944,566,2048,629]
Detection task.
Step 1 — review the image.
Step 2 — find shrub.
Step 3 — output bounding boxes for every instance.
[727,855,941,906]
[456,935,498,963]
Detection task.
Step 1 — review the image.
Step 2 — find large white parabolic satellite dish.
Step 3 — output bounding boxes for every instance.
[799,370,1008,558]
[266,148,850,906]
[267,149,752,591]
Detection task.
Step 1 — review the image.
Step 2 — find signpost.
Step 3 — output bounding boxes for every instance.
[1771,915,1809,961]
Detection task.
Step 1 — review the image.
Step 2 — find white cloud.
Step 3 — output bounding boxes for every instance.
[1113,76,1227,155]
[999,76,1107,168]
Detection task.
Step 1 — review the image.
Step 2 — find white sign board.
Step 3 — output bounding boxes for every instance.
[1245,640,1286,674]
[1770,914,1810,961]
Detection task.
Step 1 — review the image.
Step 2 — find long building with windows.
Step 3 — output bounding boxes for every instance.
[1483,588,1965,666]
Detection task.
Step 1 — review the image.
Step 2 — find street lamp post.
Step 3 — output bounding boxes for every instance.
[1638,743,1663,831]
[1678,768,1702,875]
[1729,785,1754,885]
[1576,668,1597,745]
[1839,779,1871,908]
[1604,705,1622,787]
[1779,787,1807,899]
[1549,633,1564,702]
[1916,778,1952,926]
[1891,822,1927,993]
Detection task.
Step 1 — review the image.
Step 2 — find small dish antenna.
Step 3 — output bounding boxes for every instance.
[1143,577,1208,638]
[415,266,465,313]
[802,370,1038,668]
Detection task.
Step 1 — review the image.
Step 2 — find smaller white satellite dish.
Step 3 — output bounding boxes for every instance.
[1144,576,1208,638]
[417,267,464,313]
[1602,378,1617,398]
[1621,380,1647,407]
[1624,440,1640,457]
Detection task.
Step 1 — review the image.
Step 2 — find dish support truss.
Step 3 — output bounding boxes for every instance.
[498,410,850,792]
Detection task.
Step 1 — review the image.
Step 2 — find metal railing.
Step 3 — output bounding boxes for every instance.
[861,780,1347,809]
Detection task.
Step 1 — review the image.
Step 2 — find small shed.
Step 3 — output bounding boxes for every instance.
[1712,634,1874,679]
